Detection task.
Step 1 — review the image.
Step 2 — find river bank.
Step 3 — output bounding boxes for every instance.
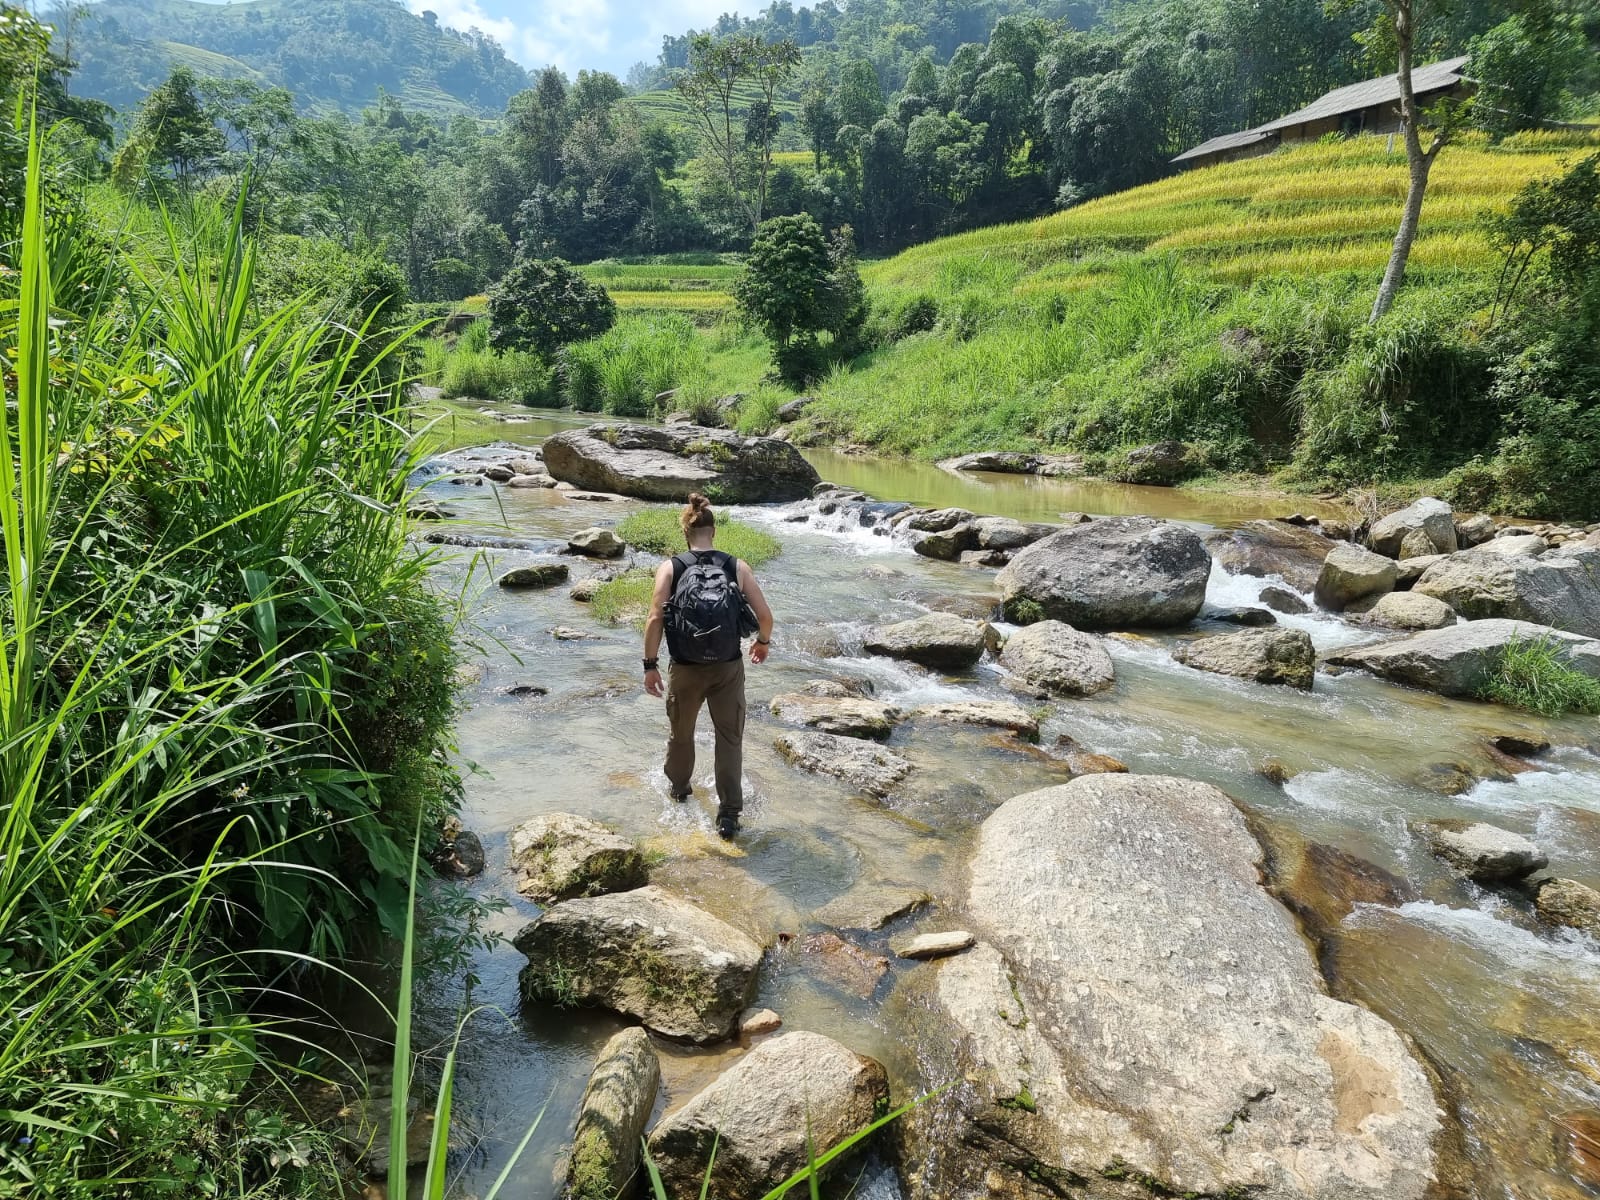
[410,413,1600,1199]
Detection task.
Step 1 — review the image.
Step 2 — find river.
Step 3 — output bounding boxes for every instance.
[412,405,1600,1199]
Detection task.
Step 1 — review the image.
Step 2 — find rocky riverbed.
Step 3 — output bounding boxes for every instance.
[409,423,1600,1200]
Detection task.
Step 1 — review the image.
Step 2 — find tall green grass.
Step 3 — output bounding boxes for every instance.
[616,509,782,566]
[1,119,461,1194]
[559,314,708,416]
[1479,637,1600,716]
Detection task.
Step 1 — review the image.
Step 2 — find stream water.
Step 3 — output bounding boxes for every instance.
[413,405,1600,1200]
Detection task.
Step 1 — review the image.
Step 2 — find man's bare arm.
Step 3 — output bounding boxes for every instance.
[643,560,674,695]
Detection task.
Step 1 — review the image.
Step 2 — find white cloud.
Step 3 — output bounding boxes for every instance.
[407,0,754,78]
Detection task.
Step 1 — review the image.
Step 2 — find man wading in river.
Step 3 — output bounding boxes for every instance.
[643,493,774,839]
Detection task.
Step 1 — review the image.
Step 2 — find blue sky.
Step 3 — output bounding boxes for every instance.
[196,1,758,77]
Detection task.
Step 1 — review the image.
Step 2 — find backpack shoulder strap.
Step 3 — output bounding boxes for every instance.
[713,550,739,585]
[670,551,697,589]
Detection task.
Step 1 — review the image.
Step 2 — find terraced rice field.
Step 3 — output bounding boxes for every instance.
[865,129,1600,297]
[579,257,740,320]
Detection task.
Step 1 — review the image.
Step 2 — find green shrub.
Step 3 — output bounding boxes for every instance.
[616,508,782,566]
[1479,637,1600,716]
[489,257,616,355]
[558,314,705,416]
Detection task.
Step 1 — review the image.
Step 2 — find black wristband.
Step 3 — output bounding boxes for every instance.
[756,637,771,645]
[643,658,659,671]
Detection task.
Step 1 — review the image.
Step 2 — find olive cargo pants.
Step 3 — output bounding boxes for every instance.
[664,658,746,816]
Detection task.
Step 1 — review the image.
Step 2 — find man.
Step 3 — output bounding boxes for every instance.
[643,493,774,839]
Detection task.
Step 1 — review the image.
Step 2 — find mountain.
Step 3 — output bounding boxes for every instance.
[47,0,531,119]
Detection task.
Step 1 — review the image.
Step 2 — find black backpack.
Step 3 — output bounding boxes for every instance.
[665,550,756,664]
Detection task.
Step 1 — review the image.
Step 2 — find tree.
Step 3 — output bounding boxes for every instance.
[799,83,838,170]
[113,65,224,190]
[1469,9,1584,138]
[488,257,616,355]
[1362,0,1474,323]
[838,60,886,129]
[733,213,865,382]
[675,33,802,236]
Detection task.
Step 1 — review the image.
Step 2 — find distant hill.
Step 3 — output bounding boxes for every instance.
[47,0,531,118]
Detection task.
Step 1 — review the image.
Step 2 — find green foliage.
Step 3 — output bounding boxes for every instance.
[557,314,707,416]
[616,509,783,565]
[0,140,460,1194]
[440,344,554,404]
[111,65,224,191]
[489,257,617,356]
[735,214,867,382]
[1478,637,1600,716]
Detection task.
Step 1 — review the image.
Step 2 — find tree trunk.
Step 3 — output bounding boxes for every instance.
[1370,1,1431,324]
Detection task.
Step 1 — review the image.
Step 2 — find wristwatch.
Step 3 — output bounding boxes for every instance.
[756,637,771,645]
[643,658,659,671]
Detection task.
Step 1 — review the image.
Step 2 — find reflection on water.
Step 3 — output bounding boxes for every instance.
[410,413,1600,1200]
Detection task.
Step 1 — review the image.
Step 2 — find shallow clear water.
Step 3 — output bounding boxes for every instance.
[414,403,1600,1199]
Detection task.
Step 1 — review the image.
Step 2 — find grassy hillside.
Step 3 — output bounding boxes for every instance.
[771,130,1600,491]
[48,0,530,117]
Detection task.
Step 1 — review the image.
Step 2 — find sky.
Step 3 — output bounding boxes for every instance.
[415,0,754,77]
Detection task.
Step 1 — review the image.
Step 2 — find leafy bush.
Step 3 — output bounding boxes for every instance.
[616,508,783,565]
[734,215,866,384]
[489,256,616,356]
[440,345,553,404]
[1479,637,1600,716]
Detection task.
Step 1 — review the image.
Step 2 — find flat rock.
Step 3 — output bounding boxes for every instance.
[1533,877,1600,938]
[774,731,913,798]
[510,813,647,903]
[1314,541,1396,610]
[1211,605,1276,626]
[1414,549,1600,637]
[1475,533,1547,558]
[940,451,1041,474]
[911,700,1040,738]
[566,1028,659,1200]
[568,527,624,558]
[998,620,1115,697]
[515,886,763,1043]
[1204,519,1335,592]
[541,423,819,503]
[769,693,901,740]
[1324,618,1600,697]
[499,562,570,589]
[1174,627,1315,688]
[1369,497,1457,558]
[998,516,1211,629]
[863,611,988,670]
[813,883,931,931]
[1412,819,1548,883]
[892,930,974,959]
[894,774,1441,1200]
[646,1032,888,1200]
[507,473,557,488]
[904,507,976,533]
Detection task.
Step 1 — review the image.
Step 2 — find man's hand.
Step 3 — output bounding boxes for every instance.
[750,640,770,665]
[644,668,665,697]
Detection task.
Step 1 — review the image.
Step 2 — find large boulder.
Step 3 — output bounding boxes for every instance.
[514,886,763,1043]
[1203,519,1336,593]
[774,731,913,798]
[998,620,1115,697]
[973,516,1058,552]
[1347,590,1456,630]
[864,611,988,670]
[1368,497,1458,558]
[1412,819,1548,883]
[646,1032,888,1200]
[912,524,978,561]
[1173,627,1315,689]
[894,774,1441,1200]
[568,527,625,558]
[1324,618,1600,697]
[1533,877,1600,937]
[769,693,902,740]
[510,813,647,903]
[541,424,819,503]
[1115,439,1199,485]
[997,517,1211,629]
[566,1028,660,1200]
[1313,542,1397,610]
[1412,549,1600,637]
